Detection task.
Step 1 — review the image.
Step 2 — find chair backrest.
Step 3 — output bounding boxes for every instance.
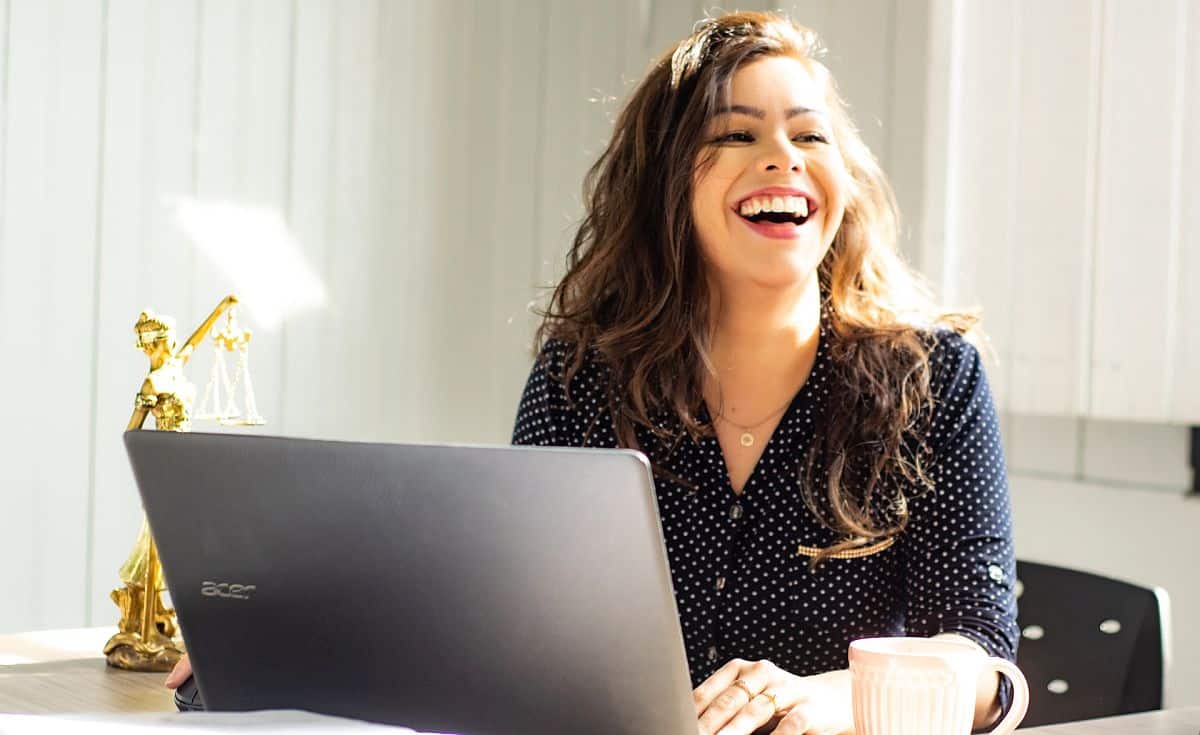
[1014,560,1171,727]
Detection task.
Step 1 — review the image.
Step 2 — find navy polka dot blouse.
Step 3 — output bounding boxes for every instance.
[511,320,1019,690]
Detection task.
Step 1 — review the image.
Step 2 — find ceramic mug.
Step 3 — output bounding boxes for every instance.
[849,637,1029,735]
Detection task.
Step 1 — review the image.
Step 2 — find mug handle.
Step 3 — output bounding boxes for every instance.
[984,657,1030,735]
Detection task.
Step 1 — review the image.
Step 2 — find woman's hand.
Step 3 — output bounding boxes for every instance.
[164,654,192,689]
[693,659,854,735]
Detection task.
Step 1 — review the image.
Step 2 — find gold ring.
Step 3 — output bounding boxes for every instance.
[757,689,780,713]
[732,679,755,699]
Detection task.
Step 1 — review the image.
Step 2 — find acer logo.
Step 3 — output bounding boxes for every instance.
[201,581,257,600]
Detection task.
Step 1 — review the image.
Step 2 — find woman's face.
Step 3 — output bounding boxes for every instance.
[691,55,849,293]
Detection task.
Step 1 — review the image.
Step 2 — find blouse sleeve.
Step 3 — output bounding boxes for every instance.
[900,331,1020,664]
[511,342,565,447]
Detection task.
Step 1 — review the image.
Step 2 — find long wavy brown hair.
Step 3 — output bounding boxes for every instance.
[534,11,979,563]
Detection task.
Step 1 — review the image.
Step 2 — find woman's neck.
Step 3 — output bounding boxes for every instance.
[707,274,822,377]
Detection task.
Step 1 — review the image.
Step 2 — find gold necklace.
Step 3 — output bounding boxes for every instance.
[714,393,796,447]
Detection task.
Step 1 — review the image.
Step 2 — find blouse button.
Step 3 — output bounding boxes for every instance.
[988,565,1005,583]
[729,503,744,520]
[707,645,719,663]
[715,576,727,591]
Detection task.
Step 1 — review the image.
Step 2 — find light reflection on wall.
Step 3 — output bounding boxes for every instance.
[170,198,327,328]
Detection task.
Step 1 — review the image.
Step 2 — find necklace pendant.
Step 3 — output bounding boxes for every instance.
[739,432,754,447]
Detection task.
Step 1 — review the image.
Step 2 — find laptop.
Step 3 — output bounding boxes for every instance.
[124,431,697,735]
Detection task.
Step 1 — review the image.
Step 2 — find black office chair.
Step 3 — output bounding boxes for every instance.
[1014,560,1171,727]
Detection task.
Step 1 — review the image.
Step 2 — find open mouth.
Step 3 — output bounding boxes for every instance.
[735,194,816,235]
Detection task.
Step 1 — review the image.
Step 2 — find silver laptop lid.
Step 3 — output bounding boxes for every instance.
[124,431,696,735]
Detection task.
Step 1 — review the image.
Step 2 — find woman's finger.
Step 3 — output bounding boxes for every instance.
[164,654,192,688]
[693,658,750,714]
[712,690,780,735]
[697,684,753,735]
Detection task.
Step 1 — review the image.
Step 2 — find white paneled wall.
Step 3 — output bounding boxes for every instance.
[928,0,1199,423]
[0,0,917,636]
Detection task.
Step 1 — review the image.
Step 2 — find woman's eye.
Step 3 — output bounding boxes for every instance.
[794,133,828,144]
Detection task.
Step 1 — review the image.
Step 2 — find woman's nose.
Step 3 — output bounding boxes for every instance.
[760,142,806,174]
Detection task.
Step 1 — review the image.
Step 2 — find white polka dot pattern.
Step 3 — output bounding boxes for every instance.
[511,323,1019,689]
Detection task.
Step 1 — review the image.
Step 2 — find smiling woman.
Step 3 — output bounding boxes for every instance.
[511,10,1020,735]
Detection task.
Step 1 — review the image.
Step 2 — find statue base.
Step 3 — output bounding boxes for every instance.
[104,581,185,672]
[103,633,186,672]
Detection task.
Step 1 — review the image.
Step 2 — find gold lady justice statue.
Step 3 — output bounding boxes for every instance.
[104,294,254,671]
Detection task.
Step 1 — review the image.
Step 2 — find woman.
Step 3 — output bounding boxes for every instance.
[170,11,1017,734]
[511,11,1016,735]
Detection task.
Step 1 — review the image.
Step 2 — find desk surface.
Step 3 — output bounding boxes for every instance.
[0,628,173,715]
[2,628,1197,732]
[1019,707,1200,733]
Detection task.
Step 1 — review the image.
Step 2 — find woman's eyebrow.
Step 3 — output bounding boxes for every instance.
[713,104,826,119]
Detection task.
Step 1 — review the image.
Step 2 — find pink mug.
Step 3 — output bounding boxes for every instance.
[849,637,1029,735]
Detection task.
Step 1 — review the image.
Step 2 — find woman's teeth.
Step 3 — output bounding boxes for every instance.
[738,195,809,218]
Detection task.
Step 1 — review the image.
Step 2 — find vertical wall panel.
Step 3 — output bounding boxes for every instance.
[187,0,246,434]
[0,0,50,632]
[323,0,378,436]
[192,0,241,306]
[141,2,201,322]
[281,0,335,439]
[88,0,150,626]
[1170,0,1199,423]
[45,8,104,622]
[1007,0,1101,416]
[88,0,200,626]
[1089,0,1185,420]
[238,0,291,428]
[425,0,484,441]
[484,0,548,436]
[0,0,103,630]
[465,0,537,442]
[190,0,291,432]
[369,0,417,441]
[938,1,1020,411]
[537,2,590,291]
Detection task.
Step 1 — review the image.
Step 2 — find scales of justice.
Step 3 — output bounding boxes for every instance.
[104,294,266,671]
